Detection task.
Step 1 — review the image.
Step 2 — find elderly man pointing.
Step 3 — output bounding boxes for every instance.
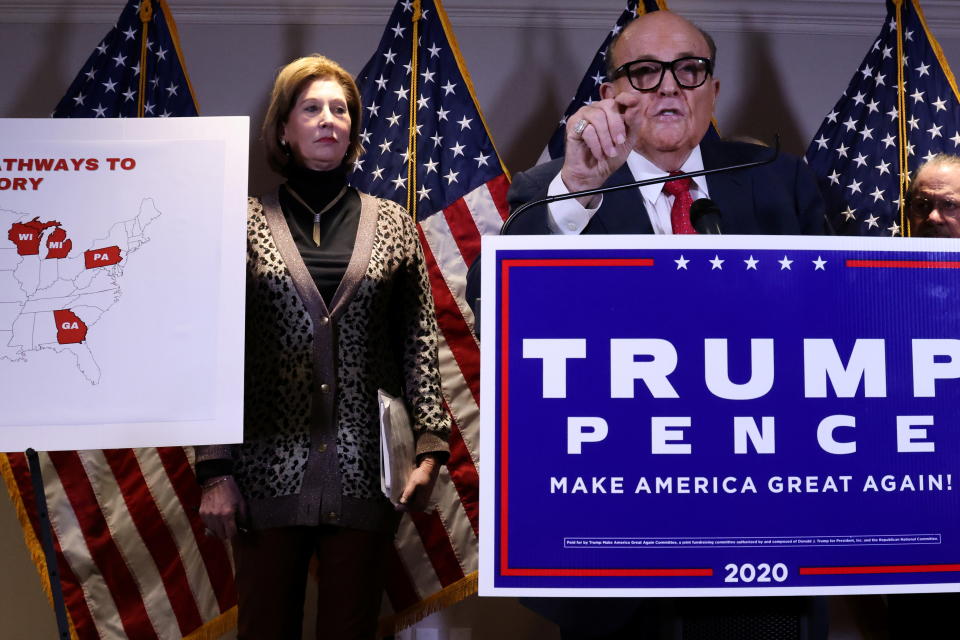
[479,10,830,640]
[506,10,825,236]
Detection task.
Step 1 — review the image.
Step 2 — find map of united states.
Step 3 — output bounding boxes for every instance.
[0,199,162,384]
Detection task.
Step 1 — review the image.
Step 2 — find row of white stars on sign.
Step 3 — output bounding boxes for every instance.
[673,255,829,271]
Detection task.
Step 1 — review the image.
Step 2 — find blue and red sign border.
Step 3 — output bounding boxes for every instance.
[479,234,960,597]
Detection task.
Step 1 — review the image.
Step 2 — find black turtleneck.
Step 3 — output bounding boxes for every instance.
[278,164,361,307]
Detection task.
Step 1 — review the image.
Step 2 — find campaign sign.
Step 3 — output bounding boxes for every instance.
[0,118,247,451]
[479,234,960,597]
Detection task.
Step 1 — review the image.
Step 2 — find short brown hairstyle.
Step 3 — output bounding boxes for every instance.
[262,54,364,175]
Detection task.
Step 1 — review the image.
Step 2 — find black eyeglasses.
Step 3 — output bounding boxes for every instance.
[909,195,960,217]
[612,57,713,92]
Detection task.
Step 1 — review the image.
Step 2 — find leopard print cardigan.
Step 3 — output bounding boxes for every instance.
[196,190,450,532]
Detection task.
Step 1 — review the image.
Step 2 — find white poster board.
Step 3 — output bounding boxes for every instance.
[0,117,247,451]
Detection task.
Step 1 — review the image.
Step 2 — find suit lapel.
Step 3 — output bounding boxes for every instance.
[590,163,654,234]
[581,140,760,235]
[702,141,755,232]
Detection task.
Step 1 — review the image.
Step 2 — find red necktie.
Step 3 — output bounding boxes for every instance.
[663,172,696,234]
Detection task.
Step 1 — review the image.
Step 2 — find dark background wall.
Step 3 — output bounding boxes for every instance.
[1,1,958,637]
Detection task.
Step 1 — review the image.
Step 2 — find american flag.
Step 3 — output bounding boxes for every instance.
[348,0,505,631]
[0,2,237,639]
[52,0,197,119]
[543,0,668,161]
[804,0,960,236]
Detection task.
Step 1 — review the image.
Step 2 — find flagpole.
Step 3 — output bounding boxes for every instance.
[406,1,421,218]
[25,449,71,640]
[894,0,909,235]
[159,0,200,113]
[136,0,153,118]
[434,0,511,177]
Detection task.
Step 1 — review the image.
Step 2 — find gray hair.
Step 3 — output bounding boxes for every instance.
[907,153,960,201]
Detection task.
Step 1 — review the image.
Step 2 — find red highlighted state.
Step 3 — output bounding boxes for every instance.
[84,245,123,269]
[53,309,88,344]
[7,217,61,255]
[45,227,73,259]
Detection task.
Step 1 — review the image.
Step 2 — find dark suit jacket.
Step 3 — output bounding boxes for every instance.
[471,140,828,634]
[504,138,825,236]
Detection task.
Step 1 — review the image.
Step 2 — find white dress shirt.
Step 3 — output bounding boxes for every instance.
[546,146,710,234]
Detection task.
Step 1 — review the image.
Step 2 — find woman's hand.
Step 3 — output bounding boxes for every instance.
[398,456,441,512]
[199,475,247,539]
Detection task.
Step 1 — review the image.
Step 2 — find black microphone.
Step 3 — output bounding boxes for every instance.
[690,198,722,234]
[499,135,780,235]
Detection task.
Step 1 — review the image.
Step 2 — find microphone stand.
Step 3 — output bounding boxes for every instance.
[500,135,781,235]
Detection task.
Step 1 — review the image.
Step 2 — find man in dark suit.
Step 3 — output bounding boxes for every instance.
[472,10,828,640]
[887,153,960,639]
[507,138,825,235]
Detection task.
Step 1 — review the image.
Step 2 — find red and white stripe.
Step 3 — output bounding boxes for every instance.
[389,176,508,605]
[4,178,509,632]
[4,448,235,640]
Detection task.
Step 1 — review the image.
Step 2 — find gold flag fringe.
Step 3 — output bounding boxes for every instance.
[136,0,152,118]
[377,571,478,638]
[0,453,79,640]
[911,0,960,104]
[182,606,238,640]
[158,0,201,113]
[895,0,908,234]
[434,0,510,179]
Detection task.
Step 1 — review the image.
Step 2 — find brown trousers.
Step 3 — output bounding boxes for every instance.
[233,525,392,640]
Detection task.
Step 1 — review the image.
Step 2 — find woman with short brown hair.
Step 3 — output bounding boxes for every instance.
[195,54,450,639]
